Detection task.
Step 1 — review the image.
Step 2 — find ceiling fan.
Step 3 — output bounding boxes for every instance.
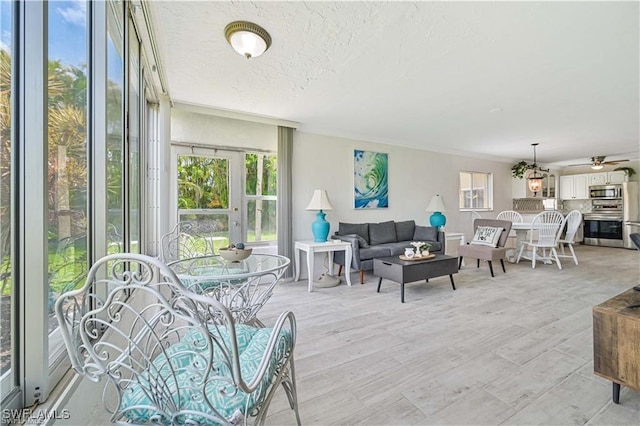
[568,156,629,170]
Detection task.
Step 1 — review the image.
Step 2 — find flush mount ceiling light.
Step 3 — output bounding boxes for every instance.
[224,21,272,59]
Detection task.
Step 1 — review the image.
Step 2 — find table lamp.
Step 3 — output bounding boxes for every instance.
[426,194,447,229]
[306,189,334,242]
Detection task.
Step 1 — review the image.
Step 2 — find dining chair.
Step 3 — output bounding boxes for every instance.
[496,210,523,223]
[557,210,582,265]
[496,210,523,255]
[516,210,565,269]
[55,253,301,426]
[160,221,212,263]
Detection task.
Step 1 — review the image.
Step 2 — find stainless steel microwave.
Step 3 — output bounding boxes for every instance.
[589,184,623,199]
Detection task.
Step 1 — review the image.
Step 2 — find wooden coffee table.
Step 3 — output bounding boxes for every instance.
[374,254,458,303]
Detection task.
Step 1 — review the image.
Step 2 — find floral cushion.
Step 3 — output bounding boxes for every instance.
[120,324,292,425]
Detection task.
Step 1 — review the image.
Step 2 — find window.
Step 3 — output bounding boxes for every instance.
[0,0,14,402]
[459,171,493,210]
[3,0,147,409]
[245,153,277,243]
[47,0,89,365]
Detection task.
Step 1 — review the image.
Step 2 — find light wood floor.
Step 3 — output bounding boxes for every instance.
[261,244,640,425]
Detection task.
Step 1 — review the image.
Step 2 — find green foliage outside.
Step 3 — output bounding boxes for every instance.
[178,153,278,243]
[0,50,126,296]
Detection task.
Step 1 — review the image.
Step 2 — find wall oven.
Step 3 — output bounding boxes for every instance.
[590,184,623,199]
[584,215,624,248]
[584,182,639,249]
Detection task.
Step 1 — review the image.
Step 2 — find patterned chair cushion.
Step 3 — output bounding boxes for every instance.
[470,226,504,247]
[121,324,292,424]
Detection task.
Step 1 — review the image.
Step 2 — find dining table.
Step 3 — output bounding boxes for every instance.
[509,222,557,264]
[168,253,290,325]
[510,222,535,261]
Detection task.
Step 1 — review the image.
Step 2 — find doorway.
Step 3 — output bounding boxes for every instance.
[172,147,243,251]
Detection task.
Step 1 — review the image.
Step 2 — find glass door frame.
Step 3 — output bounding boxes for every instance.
[170,145,243,247]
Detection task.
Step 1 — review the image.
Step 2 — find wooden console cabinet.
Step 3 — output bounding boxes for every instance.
[593,288,640,403]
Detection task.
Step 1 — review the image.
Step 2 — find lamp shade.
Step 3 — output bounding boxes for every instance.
[306,189,334,211]
[426,194,447,213]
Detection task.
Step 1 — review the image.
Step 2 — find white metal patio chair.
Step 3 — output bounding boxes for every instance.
[55,253,301,426]
[557,210,582,265]
[516,210,565,269]
[160,222,212,263]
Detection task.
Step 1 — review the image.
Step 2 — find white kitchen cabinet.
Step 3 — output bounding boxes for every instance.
[590,171,627,185]
[560,174,589,199]
[607,170,627,184]
[590,173,607,186]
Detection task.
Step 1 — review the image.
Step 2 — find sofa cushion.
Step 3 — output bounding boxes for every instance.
[378,242,413,256]
[428,241,443,252]
[338,222,370,244]
[395,220,416,241]
[359,246,393,261]
[413,225,438,242]
[369,221,397,245]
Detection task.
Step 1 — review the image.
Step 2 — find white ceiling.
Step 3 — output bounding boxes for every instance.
[148,1,639,167]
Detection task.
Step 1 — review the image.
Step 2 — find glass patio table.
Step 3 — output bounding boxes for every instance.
[168,253,290,325]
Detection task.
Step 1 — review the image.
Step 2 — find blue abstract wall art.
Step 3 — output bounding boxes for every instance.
[354,150,388,209]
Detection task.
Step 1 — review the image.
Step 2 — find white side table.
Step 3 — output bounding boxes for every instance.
[294,241,352,292]
[445,232,465,265]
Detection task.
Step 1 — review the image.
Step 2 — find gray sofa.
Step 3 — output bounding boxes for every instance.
[331,220,445,284]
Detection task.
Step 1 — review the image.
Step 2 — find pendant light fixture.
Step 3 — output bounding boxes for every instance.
[224,21,272,59]
[527,143,548,197]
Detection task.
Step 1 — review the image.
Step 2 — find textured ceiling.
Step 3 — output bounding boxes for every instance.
[149,1,639,167]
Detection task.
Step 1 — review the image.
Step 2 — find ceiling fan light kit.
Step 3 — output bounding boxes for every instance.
[568,155,630,169]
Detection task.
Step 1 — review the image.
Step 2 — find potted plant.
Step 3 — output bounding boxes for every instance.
[613,166,636,177]
[511,161,534,179]
[420,242,431,256]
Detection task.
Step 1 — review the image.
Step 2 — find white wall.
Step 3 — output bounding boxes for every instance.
[292,131,514,246]
[171,109,277,150]
[167,113,516,280]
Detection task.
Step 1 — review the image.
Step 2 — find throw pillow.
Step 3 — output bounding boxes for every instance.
[338,222,370,244]
[470,226,503,247]
[342,234,370,248]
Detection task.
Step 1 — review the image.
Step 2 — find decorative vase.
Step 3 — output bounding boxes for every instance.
[404,248,415,258]
[311,210,330,242]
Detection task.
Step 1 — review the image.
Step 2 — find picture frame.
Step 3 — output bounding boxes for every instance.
[354,150,388,209]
